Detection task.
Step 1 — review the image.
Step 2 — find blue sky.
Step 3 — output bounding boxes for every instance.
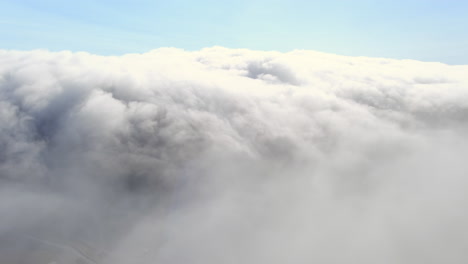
[1,0,467,64]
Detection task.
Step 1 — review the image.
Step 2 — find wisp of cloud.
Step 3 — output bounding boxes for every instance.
[1,47,468,264]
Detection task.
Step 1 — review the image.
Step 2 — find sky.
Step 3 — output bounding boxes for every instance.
[0,0,467,64]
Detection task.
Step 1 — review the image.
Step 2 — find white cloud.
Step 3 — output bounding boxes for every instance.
[1,47,468,264]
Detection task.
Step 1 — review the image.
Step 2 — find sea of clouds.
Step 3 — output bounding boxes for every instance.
[1,47,468,264]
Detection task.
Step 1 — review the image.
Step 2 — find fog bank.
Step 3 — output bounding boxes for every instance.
[1,47,468,263]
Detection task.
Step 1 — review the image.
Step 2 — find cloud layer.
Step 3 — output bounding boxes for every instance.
[1,47,468,264]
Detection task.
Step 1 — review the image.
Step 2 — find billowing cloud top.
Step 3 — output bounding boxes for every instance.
[1,47,468,264]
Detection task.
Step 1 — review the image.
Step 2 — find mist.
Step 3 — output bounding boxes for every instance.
[1,47,468,264]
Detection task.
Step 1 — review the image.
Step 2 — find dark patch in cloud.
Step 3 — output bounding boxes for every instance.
[245,60,301,85]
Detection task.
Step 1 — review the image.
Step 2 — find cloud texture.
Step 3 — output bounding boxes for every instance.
[1,47,468,264]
